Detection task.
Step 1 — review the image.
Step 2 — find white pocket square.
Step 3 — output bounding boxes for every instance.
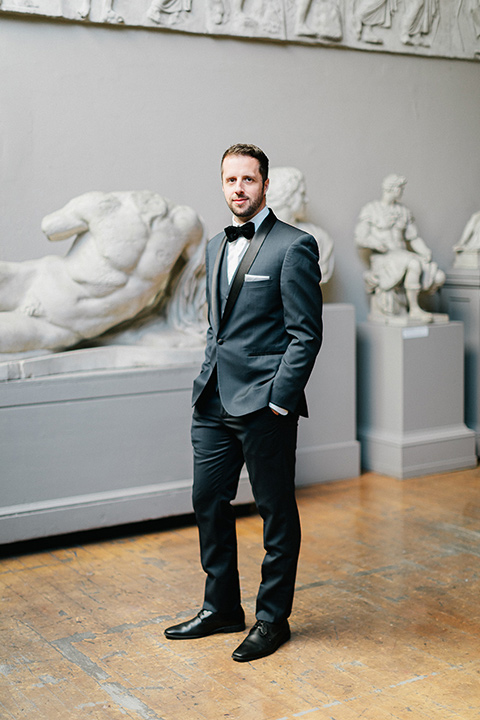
[244,274,270,282]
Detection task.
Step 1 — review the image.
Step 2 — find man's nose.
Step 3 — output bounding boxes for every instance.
[234,180,245,194]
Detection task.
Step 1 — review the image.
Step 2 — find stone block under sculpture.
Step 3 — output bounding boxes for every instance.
[355,173,448,326]
[267,166,334,284]
[0,190,207,355]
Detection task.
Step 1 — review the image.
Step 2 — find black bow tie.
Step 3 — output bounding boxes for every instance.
[224,222,255,242]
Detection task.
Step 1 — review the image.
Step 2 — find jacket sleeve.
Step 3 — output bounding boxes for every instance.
[270,233,323,413]
[197,241,215,375]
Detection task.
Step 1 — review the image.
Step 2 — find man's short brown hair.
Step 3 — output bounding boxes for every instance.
[221,144,269,184]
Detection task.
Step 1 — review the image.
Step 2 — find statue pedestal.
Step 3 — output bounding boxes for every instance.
[0,304,360,545]
[441,268,480,454]
[452,250,480,270]
[357,321,476,478]
[297,304,360,485]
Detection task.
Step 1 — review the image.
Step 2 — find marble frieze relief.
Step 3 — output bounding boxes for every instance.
[1,0,479,61]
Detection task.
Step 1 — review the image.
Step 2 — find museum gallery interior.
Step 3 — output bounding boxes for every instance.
[0,1,479,718]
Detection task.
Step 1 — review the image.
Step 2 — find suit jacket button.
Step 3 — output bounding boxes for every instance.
[217,338,224,345]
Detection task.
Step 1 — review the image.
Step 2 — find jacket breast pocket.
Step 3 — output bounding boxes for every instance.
[244,274,272,284]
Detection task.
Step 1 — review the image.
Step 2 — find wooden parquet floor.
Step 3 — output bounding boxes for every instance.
[1,468,479,720]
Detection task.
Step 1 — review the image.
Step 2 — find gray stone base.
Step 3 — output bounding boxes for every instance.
[357,321,477,479]
[297,304,360,485]
[0,304,360,545]
[441,269,480,454]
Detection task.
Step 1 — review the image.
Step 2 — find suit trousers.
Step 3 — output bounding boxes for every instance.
[191,386,301,624]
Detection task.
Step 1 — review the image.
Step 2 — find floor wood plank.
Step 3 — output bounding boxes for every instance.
[1,468,479,719]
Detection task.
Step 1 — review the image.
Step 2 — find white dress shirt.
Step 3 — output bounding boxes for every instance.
[226,205,270,283]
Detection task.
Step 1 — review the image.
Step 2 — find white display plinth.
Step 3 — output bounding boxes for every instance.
[357,321,477,479]
[441,268,480,454]
[0,304,360,545]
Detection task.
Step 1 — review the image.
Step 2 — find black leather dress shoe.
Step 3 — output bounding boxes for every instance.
[164,608,245,639]
[232,619,291,661]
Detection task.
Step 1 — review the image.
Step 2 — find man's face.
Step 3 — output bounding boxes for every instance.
[221,154,269,223]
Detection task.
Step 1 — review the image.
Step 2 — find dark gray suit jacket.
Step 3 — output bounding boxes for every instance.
[192,211,323,417]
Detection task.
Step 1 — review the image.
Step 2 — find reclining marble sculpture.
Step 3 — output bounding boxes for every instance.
[355,174,446,324]
[0,191,206,354]
[267,166,334,284]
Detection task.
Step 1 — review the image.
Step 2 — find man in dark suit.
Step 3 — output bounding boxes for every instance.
[164,144,323,661]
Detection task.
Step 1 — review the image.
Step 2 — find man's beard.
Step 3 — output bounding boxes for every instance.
[229,191,265,220]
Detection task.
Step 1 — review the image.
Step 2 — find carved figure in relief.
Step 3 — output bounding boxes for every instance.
[295,0,342,40]
[147,0,192,25]
[76,0,123,22]
[353,0,397,44]
[472,0,480,37]
[0,191,206,353]
[355,174,445,324]
[229,0,284,36]
[465,0,480,52]
[77,0,89,18]
[209,0,225,23]
[8,0,37,6]
[267,166,334,283]
[401,0,439,46]
[455,0,480,57]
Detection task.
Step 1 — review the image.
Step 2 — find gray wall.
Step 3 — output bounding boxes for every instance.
[1,15,479,320]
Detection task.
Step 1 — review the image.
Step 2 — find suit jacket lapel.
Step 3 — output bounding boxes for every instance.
[219,210,276,333]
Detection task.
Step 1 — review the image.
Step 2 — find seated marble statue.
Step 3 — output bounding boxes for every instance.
[457,211,480,250]
[355,174,445,324]
[453,210,480,268]
[267,166,334,284]
[0,191,205,354]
